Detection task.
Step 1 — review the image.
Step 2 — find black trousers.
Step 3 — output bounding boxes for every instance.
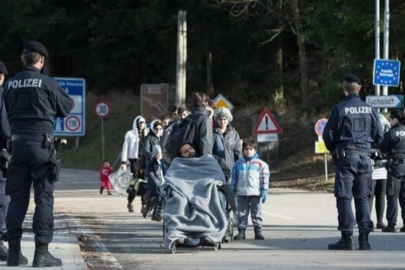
[0,178,9,236]
[127,158,146,205]
[369,180,387,223]
[2,140,55,244]
[386,164,405,226]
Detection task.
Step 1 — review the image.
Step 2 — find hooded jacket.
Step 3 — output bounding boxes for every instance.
[143,119,162,165]
[230,153,270,196]
[121,116,149,162]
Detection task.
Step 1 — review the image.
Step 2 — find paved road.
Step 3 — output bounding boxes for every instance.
[54,169,405,270]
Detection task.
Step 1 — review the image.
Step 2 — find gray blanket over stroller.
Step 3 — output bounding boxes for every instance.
[163,154,228,250]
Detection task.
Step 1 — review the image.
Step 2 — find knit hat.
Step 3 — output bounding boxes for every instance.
[152,144,162,157]
[137,117,146,124]
[214,107,233,122]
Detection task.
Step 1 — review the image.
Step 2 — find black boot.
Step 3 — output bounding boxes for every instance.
[32,243,62,267]
[328,234,355,250]
[127,204,134,212]
[234,229,245,240]
[382,224,396,232]
[376,221,386,229]
[7,238,28,266]
[254,228,265,240]
[0,240,7,261]
[100,188,103,195]
[358,231,371,250]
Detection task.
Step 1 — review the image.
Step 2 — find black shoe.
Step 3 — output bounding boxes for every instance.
[32,251,62,267]
[127,204,134,212]
[328,237,355,250]
[400,226,405,232]
[7,239,28,266]
[254,231,265,240]
[376,222,387,229]
[0,241,7,261]
[108,192,112,195]
[233,229,245,240]
[359,233,371,250]
[382,225,396,233]
[100,188,103,195]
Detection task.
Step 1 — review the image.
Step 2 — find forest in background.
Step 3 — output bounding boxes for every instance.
[1,0,405,114]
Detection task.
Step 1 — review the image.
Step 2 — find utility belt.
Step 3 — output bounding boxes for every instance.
[385,159,405,172]
[11,133,54,149]
[333,149,370,160]
[11,133,60,183]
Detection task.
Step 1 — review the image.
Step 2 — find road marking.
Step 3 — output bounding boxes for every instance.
[262,211,294,220]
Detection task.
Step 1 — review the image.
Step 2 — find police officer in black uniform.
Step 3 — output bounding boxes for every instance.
[1,41,72,267]
[0,60,11,261]
[378,109,405,233]
[323,74,383,250]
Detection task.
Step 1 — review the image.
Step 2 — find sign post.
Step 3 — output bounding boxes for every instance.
[141,84,169,122]
[366,95,404,108]
[314,118,329,181]
[213,94,234,111]
[252,107,282,165]
[53,78,86,148]
[94,101,111,161]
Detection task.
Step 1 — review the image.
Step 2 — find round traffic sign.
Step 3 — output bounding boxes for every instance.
[65,115,80,132]
[315,118,328,136]
[94,101,111,118]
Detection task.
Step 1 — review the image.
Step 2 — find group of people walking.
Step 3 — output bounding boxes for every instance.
[119,92,270,240]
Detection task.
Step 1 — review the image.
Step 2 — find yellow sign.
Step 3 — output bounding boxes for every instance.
[315,141,329,154]
[213,94,234,111]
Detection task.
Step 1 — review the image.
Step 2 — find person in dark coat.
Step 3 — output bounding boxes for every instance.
[148,145,167,221]
[142,120,163,217]
[213,107,242,170]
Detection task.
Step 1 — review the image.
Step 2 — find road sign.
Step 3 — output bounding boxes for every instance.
[65,116,81,132]
[373,59,401,87]
[213,94,234,111]
[366,95,404,108]
[314,118,328,136]
[252,107,282,134]
[257,134,278,142]
[53,77,86,137]
[141,84,169,122]
[94,101,111,118]
[315,140,329,154]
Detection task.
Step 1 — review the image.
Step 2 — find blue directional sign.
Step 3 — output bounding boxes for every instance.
[53,78,86,136]
[373,59,401,87]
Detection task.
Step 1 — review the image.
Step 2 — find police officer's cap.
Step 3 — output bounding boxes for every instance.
[23,41,49,57]
[343,74,362,85]
[0,61,7,75]
[390,109,404,120]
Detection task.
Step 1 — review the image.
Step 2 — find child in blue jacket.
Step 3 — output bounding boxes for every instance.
[230,138,270,240]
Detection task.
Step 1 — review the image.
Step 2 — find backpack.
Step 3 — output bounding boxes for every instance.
[169,116,196,158]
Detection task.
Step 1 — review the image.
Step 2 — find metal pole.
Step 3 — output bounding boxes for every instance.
[324,153,328,181]
[75,137,80,149]
[375,0,381,96]
[181,11,187,106]
[383,0,390,113]
[175,10,183,106]
[101,118,105,161]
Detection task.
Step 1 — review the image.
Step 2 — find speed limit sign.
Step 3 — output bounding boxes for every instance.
[94,101,111,118]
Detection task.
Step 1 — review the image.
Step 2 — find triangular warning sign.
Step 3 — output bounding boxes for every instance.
[252,107,282,134]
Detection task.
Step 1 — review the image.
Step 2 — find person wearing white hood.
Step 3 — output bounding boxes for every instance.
[121,115,149,213]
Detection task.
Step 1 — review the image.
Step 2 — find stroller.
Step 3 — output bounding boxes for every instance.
[160,155,238,254]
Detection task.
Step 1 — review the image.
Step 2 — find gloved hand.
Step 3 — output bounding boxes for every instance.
[261,190,267,204]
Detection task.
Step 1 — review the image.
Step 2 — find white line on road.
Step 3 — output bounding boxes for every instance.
[262,211,294,220]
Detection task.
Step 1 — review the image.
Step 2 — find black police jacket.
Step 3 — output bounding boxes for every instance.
[3,66,72,134]
[0,86,10,149]
[378,123,405,160]
[323,93,384,153]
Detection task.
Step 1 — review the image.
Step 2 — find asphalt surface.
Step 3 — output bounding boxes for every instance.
[54,169,405,270]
